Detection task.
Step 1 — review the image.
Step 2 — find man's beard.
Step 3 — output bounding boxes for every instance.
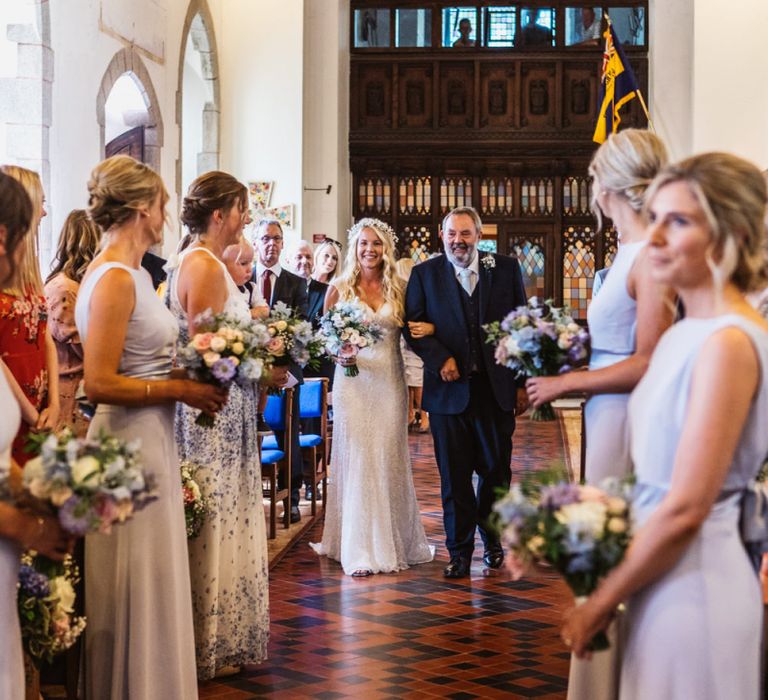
[445,242,475,268]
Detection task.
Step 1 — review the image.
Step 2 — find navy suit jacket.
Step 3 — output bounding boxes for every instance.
[307,278,328,329]
[404,253,527,415]
[252,267,309,383]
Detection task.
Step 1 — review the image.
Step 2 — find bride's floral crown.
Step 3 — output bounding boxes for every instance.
[348,218,399,246]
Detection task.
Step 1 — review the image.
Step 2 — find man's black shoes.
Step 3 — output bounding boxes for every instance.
[443,556,471,579]
[290,506,301,524]
[483,545,504,569]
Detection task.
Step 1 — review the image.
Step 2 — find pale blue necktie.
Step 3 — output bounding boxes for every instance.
[458,268,475,296]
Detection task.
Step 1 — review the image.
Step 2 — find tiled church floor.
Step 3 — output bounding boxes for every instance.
[200,415,572,699]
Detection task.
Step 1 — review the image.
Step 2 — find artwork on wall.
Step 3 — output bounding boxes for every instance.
[252,204,294,230]
[248,181,274,209]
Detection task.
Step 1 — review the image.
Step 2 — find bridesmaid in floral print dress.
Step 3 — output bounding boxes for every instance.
[0,165,59,465]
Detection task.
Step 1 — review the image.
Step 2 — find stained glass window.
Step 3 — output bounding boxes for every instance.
[480,177,514,216]
[563,176,592,216]
[400,224,433,262]
[562,225,595,319]
[511,239,546,300]
[603,226,618,268]
[483,6,517,47]
[439,177,473,213]
[398,176,431,215]
[521,178,554,216]
[357,177,392,215]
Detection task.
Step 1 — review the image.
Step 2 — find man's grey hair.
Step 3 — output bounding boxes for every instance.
[255,218,283,235]
[441,206,483,234]
[286,239,313,258]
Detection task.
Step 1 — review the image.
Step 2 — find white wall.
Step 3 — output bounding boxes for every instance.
[302,0,351,247]
[210,0,305,248]
[650,0,768,167]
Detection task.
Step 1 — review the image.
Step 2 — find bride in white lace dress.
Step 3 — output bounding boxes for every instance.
[311,218,433,576]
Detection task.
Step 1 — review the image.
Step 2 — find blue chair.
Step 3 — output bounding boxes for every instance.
[298,378,329,515]
[260,387,294,539]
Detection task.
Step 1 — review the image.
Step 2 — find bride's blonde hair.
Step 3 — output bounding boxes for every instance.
[334,218,404,325]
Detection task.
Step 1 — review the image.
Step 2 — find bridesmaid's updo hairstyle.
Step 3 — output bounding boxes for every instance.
[589,128,668,231]
[87,155,168,232]
[645,152,768,293]
[180,171,247,235]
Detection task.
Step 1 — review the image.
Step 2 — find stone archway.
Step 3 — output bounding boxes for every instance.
[96,47,164,174]
[177,0,220,198]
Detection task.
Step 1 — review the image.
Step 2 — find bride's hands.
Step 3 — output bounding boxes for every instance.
[408,321,434,339]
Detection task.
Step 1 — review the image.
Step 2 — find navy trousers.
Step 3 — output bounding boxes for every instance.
[429,373,515,559]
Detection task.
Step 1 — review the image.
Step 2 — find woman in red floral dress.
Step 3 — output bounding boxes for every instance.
[0,165,59,465]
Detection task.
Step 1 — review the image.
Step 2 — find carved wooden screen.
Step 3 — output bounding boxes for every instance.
[349,0,649,314]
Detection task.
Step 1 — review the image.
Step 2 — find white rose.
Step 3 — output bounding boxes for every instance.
[203,351,220,367]
[71,455,101,486]
[503,336,522,357]
[48,576,76,614]
[557,332,573,350]
[23,456,45,486]
[275,320,288,332]
[210,336,227,352]
[231,341,245,355]
[555,501,607,540]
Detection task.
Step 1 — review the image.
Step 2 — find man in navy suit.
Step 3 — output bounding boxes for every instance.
[253,219,309,523]
[404,206,528,578]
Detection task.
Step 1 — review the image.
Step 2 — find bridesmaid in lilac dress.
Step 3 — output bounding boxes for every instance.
[562,153,768,700]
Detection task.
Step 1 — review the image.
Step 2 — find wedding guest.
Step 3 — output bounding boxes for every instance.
[253,219,308,522]
[44,210,102,435]
[404,206,528,579]
[287,239,332,501]
[526,129,674,700]
[76,154,226,698]
[312,237,341,285]
[562,152,768,700]
[396,258,431,433]
[171,172,282,679]
[0,165,58,466]
[310,218,433,576]
[0,171,72,700]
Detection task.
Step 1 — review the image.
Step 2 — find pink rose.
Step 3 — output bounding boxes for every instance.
[192,332,214,352]
[267,337,285,356]
[338,342,358,359]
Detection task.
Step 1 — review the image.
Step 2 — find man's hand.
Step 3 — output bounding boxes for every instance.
[515,387,529,416]
[440,357,460,383]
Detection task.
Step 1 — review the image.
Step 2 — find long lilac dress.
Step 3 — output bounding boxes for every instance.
[622,315,768,699]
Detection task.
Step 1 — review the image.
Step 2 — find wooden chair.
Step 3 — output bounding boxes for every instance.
[297,378,329,515]
[260,386,293,539]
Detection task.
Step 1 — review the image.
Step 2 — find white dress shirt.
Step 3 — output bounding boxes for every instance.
[450,253,480,296]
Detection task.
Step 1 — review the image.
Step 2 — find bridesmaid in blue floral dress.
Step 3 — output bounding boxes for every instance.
[170,172,283,679]
[562,153,768,700]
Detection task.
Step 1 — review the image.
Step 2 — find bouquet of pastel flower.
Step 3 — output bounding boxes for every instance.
[484,297,589,420]
[23,429,156,536]
[179,311,272,426]
[263,301,325,369]
[316,300,384,377]
[180,461,211,539]
[17,552,86,666]
[493,474,633,650]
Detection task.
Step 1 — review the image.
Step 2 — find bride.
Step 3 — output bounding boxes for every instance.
[310,218,433,577]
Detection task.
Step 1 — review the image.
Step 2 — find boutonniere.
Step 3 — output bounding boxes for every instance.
[481,254,496,270]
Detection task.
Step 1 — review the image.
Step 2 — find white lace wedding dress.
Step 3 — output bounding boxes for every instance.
[310,301,433,575]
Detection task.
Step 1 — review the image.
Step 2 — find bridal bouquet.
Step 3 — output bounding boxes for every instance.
[23,429,157,536]
[263,301,325,369]
[493,474,633,650]
[317,300,384,377]
[179,311,272,426]
[18,552,86,665]
[484,297,589,420]
[180,461,211,539]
